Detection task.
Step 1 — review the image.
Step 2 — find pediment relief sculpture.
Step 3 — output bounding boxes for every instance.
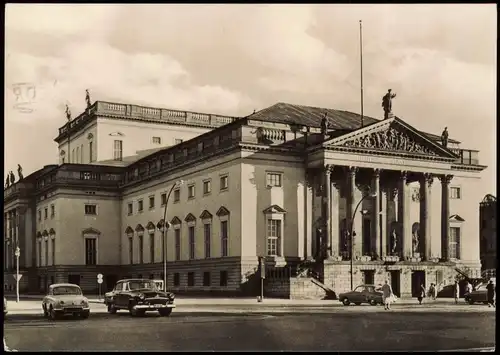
[341,126,438,156]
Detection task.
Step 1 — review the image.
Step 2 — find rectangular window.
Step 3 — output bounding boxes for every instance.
[173,189,180,202]
[220,175,228,191]
[221,221,228,257]
[450,187,461,199]
[187,272,194,287]
[220,271,228,287]
[138,235,144,264]
[72,149,75,163]
[174,139,183,145]
[89,141,93,163]
[138,200,144,213]
[449,227,461,259]
[150,233,155,263]
[149,196,155,209]
[44,208,48,220]
[76,146,80,163]
[45,239,49,266]
[85,238,97,265]
[113,140,123,161]
[128,203,133,215]
[189,226,195,259]
[175,229,181,261]
[203,180,211,195]
[266,172,282,187]
[51,238,55,266]
[38,210,41,221]
[161,193,167,206]
[152,136,161,144]
[84,204,97,215]
[50,205,55,218]
[128,237,133,265]
[204,224,211,258]
[188,185,195,199]
[266,219,282,256]
[203,272,211,287]
[80,144,83,163]
[174,273,180,286]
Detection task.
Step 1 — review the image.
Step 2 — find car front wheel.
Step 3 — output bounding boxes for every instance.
[49,306,58,320]
[108,304,117,314]
[158,308,172,317]
[342,298,350,306]
[42,304,49,318]
[369,299,378,306]
[467,298,475,305]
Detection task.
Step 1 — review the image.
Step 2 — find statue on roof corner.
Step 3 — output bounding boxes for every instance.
[17,164,23,180]
[65,104,72,121]
[321,113,328,135]
[85,89,92,108]
[441,127,449,148]
[382,89,397,120]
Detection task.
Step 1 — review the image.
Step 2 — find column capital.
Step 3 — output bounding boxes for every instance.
[373,168,381,179]
[399,170,408,182]
[347,166,358,177]
[323,165,332,175]
[423,173,434,187]
[439,174,453,185]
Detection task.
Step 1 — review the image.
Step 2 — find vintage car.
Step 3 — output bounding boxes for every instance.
[3,296,7,316]
[338,284,384,306]
[104,278,175,317]
[42,283,90,320]
[464,283,494,305]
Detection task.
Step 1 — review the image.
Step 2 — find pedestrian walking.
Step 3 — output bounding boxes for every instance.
[486,280,495,308]
[381,280,394,310]
[453,280,460,304]
[417,283,426,305]
[464,281,473,298]
[428,283,437,300]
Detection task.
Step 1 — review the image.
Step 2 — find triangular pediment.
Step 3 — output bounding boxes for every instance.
[83,227,101,236]
[449,214,465,222]
[125,226,134,235]
[216,206,230,217]
[185,213,197,222]
[263,205,287,214]
[171,216,182,225]
[146,222,156,231]
[135,224,145,232]
[324,118,457,159]
[199,210,213,220]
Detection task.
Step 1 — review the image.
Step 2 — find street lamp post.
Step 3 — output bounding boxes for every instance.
[162,180,184,291]
[349,192,377,290]
[15,246,20,303]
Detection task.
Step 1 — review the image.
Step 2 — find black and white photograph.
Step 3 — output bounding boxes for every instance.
[3,3,496,352]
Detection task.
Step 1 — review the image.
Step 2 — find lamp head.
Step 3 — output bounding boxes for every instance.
[369,192,378,198]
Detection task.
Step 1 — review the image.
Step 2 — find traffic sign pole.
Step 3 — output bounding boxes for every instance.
[97,274,104,300]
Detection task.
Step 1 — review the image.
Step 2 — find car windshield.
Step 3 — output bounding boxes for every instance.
[354,286,365,292]
[52,286,82,296]
[128,281,156,290]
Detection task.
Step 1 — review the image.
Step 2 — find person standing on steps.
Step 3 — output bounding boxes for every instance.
[453,280,460,304]
[486,280,496,308]
[417,284,426,305]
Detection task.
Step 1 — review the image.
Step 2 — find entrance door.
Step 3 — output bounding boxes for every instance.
[362,219,371,255]
[411,271,426,297]
[105,274,119,292]
[363,270,375,285]
[390,271,401,297]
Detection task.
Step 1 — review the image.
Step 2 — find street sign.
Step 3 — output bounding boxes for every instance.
[97,273,103,280]
[259,257,266,279]
[97,279,103,284]
[12,274,22,282]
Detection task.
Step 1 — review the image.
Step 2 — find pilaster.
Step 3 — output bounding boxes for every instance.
[371,169,381,259]
[439,174,453,261]
[420,173,434,261]
[398,171,412,260]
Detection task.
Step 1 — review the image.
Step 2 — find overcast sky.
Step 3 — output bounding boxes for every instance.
[4,4,496,199]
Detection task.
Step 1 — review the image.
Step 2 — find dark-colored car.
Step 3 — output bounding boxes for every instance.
[104,279,176,317]
[338,284,383,306]
[464,283,494,305]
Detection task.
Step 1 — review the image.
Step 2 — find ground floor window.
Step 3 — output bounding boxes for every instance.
[449,227,461,259]
[266,219,282,256]
[220,271,228,287]
[187,272,194,286]
[174,273,180,286]
[203,272,211,286]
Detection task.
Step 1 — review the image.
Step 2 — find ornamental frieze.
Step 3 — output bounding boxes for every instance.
[341,127,438,156]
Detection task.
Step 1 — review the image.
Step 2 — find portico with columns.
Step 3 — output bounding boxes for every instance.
[304,117,485,297]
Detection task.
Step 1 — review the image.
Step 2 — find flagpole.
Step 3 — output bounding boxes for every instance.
[360,20,364,128]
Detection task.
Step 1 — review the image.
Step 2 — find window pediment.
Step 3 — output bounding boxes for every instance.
[199,210,213,220]
[171,216,182,225]
[185,213,197,223]
[263,205,287,214]
[146,222,156,232]
[157,219,165,230]
[216,206,230,217]
[449,214,465,222]
[82,227,101,236]
[125,226,134,236]
[42,230,48,237]
[135,224,145,233]
[49,228,56,236]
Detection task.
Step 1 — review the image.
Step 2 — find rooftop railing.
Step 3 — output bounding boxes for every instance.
[450,148,480,165]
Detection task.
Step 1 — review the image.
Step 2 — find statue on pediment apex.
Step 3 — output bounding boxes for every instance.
[382,89,397,119]
[5,175,10,188]
[321,113,328,135]
[441,127,449,148]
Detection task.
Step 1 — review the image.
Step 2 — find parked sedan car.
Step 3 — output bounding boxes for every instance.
[464,283,491,305]
[104,279,175,317]
[338,284,383,306]
[42,283,90,320]
[3,297,7,316]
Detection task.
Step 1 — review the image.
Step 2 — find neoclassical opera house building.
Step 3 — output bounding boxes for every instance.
[4,99,485,298]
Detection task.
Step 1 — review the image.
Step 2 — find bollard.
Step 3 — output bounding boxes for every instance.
[257,296,262,303]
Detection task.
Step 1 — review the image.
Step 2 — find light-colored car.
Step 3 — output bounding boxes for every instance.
[42,283,90,320]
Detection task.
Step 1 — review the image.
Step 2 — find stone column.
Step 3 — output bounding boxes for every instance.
[305,171,313,259]
[330,177,340,258]
[322,166,332,258]
[381,187,388,258]
[371,169,381,258]
[439,175,453,261]
[398,171,412,259]
[420,173,434,260]
[347,167,362,259]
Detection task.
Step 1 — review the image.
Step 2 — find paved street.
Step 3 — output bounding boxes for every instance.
[4,303,495,351]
